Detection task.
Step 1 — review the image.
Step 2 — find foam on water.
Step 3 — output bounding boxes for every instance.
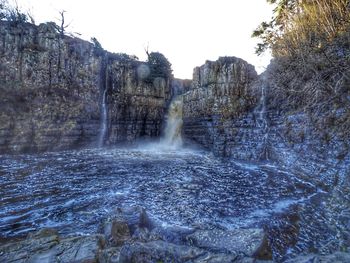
[0,147,339,260]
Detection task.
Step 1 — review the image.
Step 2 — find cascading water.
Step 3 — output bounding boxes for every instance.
[160,96,183,149]
[255,81,269,160]
[98,88,107,147]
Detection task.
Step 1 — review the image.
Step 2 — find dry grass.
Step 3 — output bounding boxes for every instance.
[273,0,350,57]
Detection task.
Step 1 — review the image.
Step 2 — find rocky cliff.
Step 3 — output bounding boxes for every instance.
[0,21,171,153]
[182,57,262,158]
[181,56,350,257]
[182,56,349,180]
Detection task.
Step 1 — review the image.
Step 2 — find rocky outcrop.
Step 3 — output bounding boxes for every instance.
[181,57,350,259]
[182,57,261,157]
[182,56,350,179]
[0,207,271,263]
[186,228,270,257]
[0,228,104,262]
[0,21,171,153]
[284,252,350,263]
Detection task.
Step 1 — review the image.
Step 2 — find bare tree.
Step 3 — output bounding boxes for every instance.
[58,10,70,35]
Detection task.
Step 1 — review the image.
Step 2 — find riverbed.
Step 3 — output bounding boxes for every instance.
[0,146,337,260]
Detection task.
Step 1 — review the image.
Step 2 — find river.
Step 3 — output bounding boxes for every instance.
[0,145,336,260]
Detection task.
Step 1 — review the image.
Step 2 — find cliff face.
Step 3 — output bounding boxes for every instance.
[0,21,170,153]
[182,57,262,157]
[182,56,349,177]
[181,57,350,256]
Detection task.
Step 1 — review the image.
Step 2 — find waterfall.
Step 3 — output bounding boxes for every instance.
[98,88,107,147]
[255,82,269,160]
[160,96,183,149]
[257,84,267,129]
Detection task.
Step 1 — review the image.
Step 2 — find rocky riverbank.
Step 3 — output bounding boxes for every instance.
[0,206,273,263]
[1,206,349,263]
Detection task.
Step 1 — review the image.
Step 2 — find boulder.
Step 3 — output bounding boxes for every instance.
[186,228,269,257]
[0,228,59,262]
[55,235,104,263]
[151,225,196,244]
[0,229,104,263]
[284,251,350,263]
[102,217,131,247]
[118,240,252,263]
[98,247,122,263]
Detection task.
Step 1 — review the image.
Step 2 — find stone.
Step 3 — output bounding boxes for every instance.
[98,247,122,263]
[139,208,152,229]
[186,228,268,257]
[284,251,350,263]
[27,228,59,239]
[102,217,131,246]
[111,219,131,246]
[0,228,59,262]
[0,230,103,263]
[101,207,160,244]
[151,225,196,244]
[119,240,206,263]
[118,240,249,263]
[192,252,238,263]
[113,206,155,233]
[56,235,104,263]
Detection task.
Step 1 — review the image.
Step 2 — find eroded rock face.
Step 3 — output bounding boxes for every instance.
[0,229,104,263]
[0,21,171,153]
[284,252,350,263]
[181,57,350,258]
[182,57,260,157]
[186,228,269,257]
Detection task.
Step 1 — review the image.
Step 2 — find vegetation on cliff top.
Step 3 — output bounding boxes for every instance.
[253,0,350,57]
[253,0,350,143]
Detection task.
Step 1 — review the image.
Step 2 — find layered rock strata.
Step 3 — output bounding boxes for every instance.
[182,57,263,158]
[0,21,171,153]
[181,57,350,257]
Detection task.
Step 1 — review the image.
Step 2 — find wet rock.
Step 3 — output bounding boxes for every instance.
[151,225,196,244]
[102,207,160,244]
[192,252,238,263]
[27,228,59,240]
[235,258,274,263]
[111,219,131,246]
[186,228,268,257]
[118,240,250,263]
[119,240,206,263]
[139,208,152,229]
[56,235,104,263]
[132,226,162,243]
[98,247,122,263]
[284,251,350,263]
[0,229,104,263]
[113,207,155,233]
[102,217,131,247]
[0,228,59,262]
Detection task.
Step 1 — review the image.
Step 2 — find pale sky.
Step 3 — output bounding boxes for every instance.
[13,0,273,79]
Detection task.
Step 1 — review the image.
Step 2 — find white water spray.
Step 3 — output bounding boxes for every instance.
[160,96,183,149]
[98,88,107,147]
[255,82,269,160]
